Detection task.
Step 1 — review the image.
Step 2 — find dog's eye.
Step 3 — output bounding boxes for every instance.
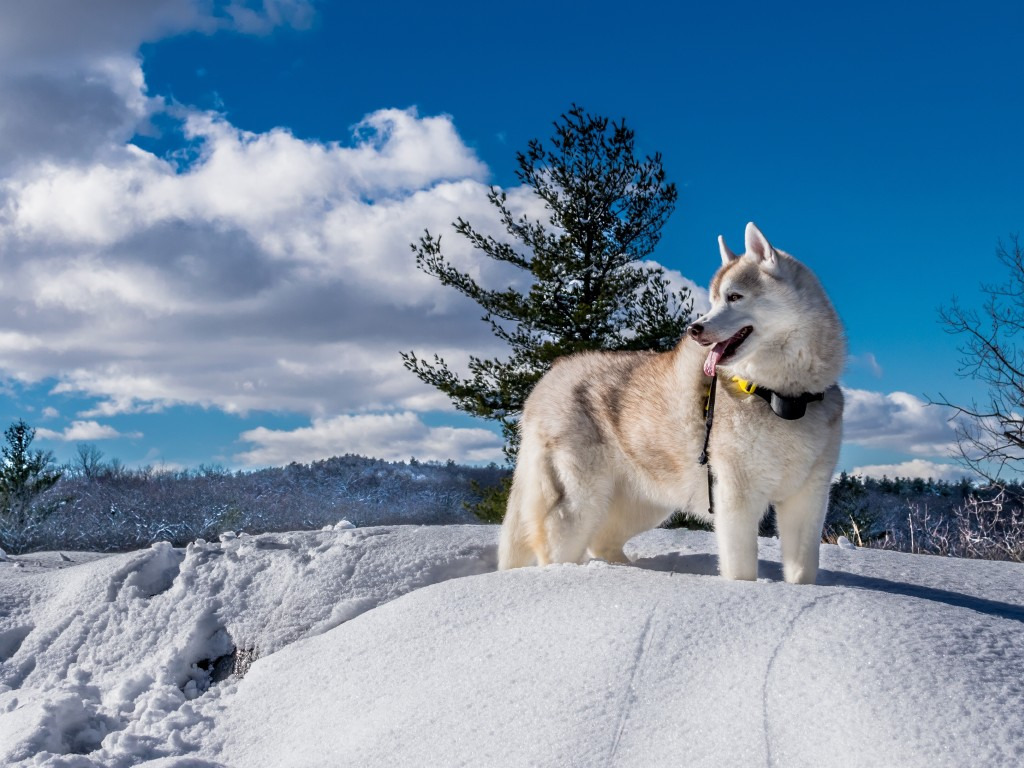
[726,292,743,303]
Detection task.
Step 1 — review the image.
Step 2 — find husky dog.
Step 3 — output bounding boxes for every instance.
[498,222,845,584]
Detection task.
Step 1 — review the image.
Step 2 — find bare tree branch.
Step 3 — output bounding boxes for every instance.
[934,236,1024,484]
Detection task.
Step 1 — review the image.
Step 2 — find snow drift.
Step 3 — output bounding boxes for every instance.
[2,526,1022,767]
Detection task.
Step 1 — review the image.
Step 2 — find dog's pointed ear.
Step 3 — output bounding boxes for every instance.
[745,221,781,275]
[718,235,739,265]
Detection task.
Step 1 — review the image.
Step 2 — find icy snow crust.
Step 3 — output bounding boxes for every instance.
[1,526,1023,767]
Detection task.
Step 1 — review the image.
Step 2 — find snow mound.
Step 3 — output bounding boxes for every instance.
[0,526,495,766]
[208,556,1024,767]
[1,526,1022,767]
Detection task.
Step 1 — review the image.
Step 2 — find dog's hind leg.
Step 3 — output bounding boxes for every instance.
[500,447,595,567]
[587,529,630,564]
[586,492,630,563]
[775,476,830,584]
[587,496,665,564]
[539,453,612,565]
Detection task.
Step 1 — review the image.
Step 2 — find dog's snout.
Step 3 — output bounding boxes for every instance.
[687,322,704,339]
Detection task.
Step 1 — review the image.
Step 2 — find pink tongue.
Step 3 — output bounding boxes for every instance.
[703,342,728,377]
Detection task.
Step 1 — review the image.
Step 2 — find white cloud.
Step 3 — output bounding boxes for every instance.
[235,412,504,467]
[841,387,961,458]
[0,1,313,65]
[0,1,206,67]
[847,459,972,483]
[0,94,689,426]
[0,1,314,174]
[6,110,489,248]
[36,420,142,442]
[0,106,507,417]
[0,3,708,467]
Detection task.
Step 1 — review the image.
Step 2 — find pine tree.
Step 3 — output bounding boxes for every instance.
[402,107,692,486]
[0,419,62,529]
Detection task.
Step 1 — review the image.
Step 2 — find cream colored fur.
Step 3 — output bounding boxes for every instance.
[498,222,846,584]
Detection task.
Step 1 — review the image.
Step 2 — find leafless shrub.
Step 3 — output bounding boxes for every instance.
[934,236,1024,483]
[871,489,1024,562]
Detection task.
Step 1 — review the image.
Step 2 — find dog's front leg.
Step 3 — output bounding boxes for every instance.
[712,475,767,581]
[775,478,830,584]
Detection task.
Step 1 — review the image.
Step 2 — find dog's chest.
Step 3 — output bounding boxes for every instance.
[711,392,834,489]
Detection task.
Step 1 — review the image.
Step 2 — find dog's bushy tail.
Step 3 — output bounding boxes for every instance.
[498,471,534,569]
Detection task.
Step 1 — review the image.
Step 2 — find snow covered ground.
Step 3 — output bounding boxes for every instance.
[2,524,1022,767]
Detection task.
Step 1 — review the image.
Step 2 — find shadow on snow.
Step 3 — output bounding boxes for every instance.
[632,552,1024,625]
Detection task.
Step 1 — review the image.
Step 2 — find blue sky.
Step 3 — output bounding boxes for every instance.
[1,0,1021,480]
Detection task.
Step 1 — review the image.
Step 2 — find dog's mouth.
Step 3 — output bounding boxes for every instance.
[702,326,753,377]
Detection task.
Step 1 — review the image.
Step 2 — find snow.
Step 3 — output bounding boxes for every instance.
[2,526,1022,767]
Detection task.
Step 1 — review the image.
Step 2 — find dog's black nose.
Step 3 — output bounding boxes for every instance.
[687,322,704,338]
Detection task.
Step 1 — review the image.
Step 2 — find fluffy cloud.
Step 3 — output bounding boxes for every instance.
[841,388,962,458]
[0,1,313,64]
[235,412,504,467]
[0,1,314,174]
[0,1,708,465]
[0,74,547,464]
[0,1,206,66]
[0,104,519,419]
[36,420,142,442]
[847,459,972,483]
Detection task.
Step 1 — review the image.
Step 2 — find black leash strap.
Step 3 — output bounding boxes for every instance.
[698,372,717,515]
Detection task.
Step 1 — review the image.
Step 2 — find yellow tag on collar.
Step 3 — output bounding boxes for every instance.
[731,376,757,395]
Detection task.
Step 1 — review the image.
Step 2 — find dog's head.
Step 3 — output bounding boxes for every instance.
[687,222,845,390]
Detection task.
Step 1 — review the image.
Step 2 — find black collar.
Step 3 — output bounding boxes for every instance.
[729,377,823,420]
[745,384,824,420]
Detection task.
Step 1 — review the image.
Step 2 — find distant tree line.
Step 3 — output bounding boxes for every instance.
[0,423,505,555]
[1,417,1021,563]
